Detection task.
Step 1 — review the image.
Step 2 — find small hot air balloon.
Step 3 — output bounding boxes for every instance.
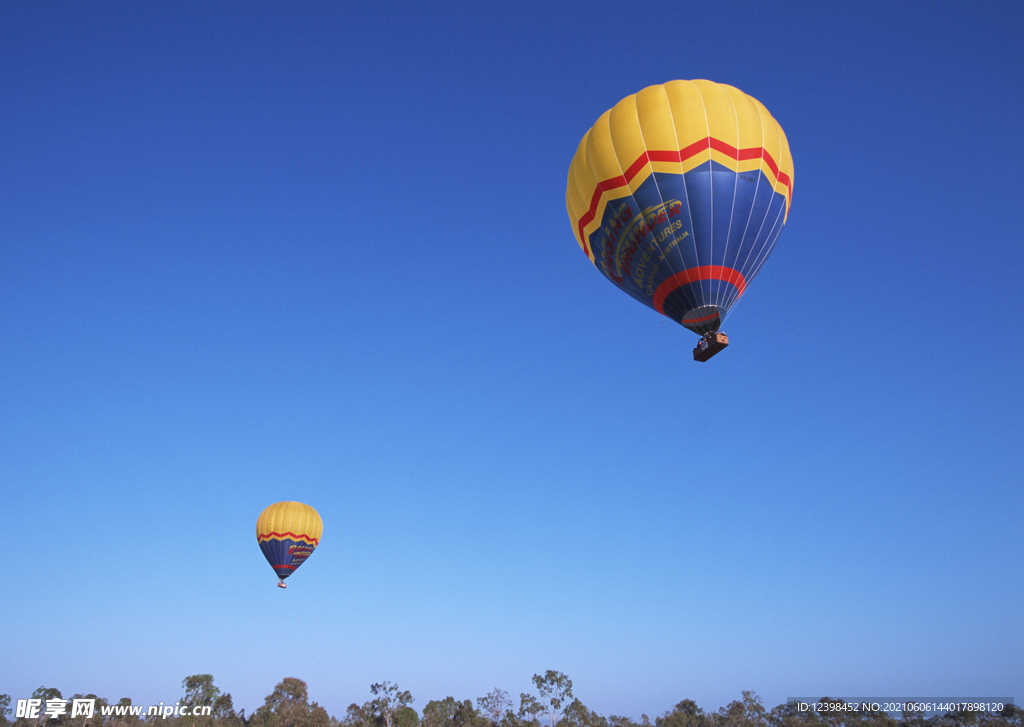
[566,80,793,361]
[256,501,323,588]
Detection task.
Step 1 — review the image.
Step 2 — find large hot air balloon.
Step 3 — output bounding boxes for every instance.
[566,80,793,361]
[256,501,323,588]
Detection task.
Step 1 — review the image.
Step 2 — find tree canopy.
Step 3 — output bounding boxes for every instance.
[3,676,1020,727]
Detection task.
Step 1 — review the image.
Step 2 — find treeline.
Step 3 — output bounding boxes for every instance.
[2,672,1020,727]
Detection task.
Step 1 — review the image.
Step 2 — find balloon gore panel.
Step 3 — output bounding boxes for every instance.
[587,164,789,334]
[258,537,318,580]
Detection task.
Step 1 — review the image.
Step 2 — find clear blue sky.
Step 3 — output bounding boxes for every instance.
[2,0,1022,719]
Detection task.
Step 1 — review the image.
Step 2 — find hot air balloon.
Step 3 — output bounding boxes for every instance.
[566,80,793,361]
[256,501,323,588]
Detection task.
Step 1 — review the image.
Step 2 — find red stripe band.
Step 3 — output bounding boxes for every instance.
[685,311,722,324]
[652,266,747,315]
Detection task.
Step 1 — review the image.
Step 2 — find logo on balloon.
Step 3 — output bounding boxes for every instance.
[287,543,316,561]
[596,199,684,286]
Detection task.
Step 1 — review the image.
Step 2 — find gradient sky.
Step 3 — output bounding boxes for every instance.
[2,0,1022,720]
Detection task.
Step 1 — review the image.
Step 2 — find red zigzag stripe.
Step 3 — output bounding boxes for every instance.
[257,531,319,545]
[576,138,792,258]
